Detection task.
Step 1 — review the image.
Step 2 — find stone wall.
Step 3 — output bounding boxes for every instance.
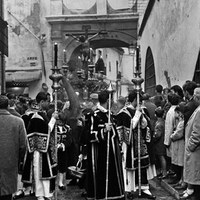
[4,0,53,98]
[140,0,200,88]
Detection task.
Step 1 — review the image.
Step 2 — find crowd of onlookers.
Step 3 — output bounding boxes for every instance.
[141,82,200,200]
[0,79,200,200]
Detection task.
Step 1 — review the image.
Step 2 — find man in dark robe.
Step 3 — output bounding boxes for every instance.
[116,91,156,199]
[84,90,124,200]
[22,92,57,200]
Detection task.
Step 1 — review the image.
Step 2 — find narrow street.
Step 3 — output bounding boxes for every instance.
[18,179,176,200]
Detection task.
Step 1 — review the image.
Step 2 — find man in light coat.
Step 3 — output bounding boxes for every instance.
[183,87,200,200]
[0,95,26,200]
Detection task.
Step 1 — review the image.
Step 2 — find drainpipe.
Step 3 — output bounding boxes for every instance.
[1,0,6,94]
[0,52,5,94]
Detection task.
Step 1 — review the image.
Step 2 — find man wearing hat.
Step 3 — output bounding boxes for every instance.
[0,95,26,200]
[90,93,99,110]
[182,87,200,200]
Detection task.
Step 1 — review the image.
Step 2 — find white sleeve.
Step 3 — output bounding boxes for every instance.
[48,117,56,132]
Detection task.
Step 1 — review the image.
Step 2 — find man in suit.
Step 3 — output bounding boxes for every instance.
[0,95,26,200]
[182,81,198,125]
[182,87,200,200]
[7,93,21,117]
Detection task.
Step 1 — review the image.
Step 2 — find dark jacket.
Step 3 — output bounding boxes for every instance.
[183,97,198,126]
[0,109,26,196]
[154,118,166,156]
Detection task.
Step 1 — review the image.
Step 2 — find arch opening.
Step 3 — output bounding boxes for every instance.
[144,47,156,96]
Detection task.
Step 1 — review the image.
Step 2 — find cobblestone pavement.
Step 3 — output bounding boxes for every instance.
[18,179,176,200]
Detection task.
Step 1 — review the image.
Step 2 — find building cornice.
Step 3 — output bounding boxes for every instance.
[46,13,139,24]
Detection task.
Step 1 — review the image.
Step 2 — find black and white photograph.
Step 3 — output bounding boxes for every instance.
[0,0,200,200]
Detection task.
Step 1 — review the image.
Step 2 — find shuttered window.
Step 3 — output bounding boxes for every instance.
[144,47,156,95]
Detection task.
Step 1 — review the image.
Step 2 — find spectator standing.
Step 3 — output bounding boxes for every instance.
[170,105,185,188]
[154,107,167,179]
[143,93,157,132]
[7,93,21,117]
[171,85,184,102]
[181,88,200,199]
[0,95,26,200]
[164,93,180,184]
[151,85,164,107]
[164,94,180,158]
[182,81,198,125]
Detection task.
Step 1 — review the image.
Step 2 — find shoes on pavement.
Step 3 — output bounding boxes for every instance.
[167,169,176,176]
[58,185,66,190]
[167,178,180,185]
[13,190,25,199]
[157,173,162,178]
[126,192,134,199]
[81,192,87,197]
[159,174,168,179]
[81,191,88,200]
[180,189,194,199]
[174,183,187,190]
[141,191,156,199]
[30,192,35,196]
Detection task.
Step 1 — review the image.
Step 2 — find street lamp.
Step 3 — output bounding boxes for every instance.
[129,42,135,55]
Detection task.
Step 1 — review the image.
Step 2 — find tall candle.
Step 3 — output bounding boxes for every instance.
[54,43,58,68]
[63,49,66,64]
[136,46,139,72]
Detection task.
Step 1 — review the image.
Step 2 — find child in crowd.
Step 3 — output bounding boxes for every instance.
[154,107,167,178]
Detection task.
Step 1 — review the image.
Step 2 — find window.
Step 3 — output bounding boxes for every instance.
[144,47,156,95]
[109,61,111,72]
[193,51,200,84]
[116,60,119,75]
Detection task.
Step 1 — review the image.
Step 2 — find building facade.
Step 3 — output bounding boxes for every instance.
[4,0,140,98]
[139,0,200,95]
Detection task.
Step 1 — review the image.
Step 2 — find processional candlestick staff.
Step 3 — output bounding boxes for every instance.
[105,82,114,200]
[49,43,63,200]
[132,44,144,197]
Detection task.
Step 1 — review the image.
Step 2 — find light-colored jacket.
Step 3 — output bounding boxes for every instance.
[164,105,176,157]
[171,119,185,166]
[184,105,200,185]
[0,109,26,196]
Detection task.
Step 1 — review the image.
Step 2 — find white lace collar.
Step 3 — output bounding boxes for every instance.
[97,104,108,113]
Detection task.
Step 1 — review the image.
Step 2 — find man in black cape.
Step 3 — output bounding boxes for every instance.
[116,91,156,199]
[84,90,124,200]
[22,92,57,200]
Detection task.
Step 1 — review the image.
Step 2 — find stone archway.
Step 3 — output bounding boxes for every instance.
[46,7,138,66]
[144,47,156,95]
